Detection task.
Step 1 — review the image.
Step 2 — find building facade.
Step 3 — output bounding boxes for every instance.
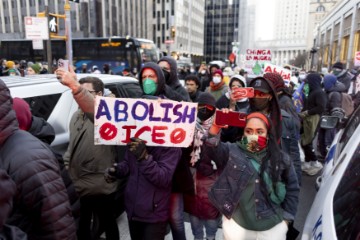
[203,0,247,64]
[149,0,205,62]
[315,0,360,70]
[269,0,310,67]
[0,0,149,39]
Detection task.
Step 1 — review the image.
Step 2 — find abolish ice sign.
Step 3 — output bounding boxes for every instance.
[94,97,198,147]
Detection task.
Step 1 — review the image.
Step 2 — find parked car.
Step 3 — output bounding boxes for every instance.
[3,73,142,153]
[2,73,142,238]
[301,105,360,240]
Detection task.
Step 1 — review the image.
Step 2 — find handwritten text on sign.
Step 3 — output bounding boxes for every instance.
[264,63,291,87]
[94,97,198,147]
[245,49,272,61]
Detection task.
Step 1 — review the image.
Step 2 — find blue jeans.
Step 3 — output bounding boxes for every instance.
[189,214,220,240]
[169,193,186,240]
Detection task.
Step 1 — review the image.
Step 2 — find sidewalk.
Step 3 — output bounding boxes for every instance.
[116,212,224,240]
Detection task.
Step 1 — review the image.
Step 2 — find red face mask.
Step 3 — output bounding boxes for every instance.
[245,135,267,152]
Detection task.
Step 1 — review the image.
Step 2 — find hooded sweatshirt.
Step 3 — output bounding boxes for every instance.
[139,62,184,101]
[158,56,191,101]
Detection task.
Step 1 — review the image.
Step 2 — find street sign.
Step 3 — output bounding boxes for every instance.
[24,17,49,40]
[49,16,58,33]
[165,39,174,44]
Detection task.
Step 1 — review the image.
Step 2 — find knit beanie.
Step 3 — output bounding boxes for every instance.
[332,62,344,70]
[6,61,15,69]
[197,92,216,108]
[12,97,32,131]
[263,72,285,92]
[213,69,223,79]
[323,74,337,91]
[30,63,41,74]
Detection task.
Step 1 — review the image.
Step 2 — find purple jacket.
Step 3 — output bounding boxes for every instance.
[116,146,181,223]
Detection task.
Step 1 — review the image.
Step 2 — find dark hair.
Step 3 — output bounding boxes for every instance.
[79,77,104,94]
[185,74,200,86]
[250,116,283,202]
[229,78,245,88]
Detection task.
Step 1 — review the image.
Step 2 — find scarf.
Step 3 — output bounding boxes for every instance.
[237,138,267,163]
[210,80,226,91]
[190,115,214,166]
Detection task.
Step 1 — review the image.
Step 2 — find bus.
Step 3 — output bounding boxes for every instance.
[0,37,159,74]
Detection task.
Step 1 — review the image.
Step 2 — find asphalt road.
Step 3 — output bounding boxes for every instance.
[114,171,318,240]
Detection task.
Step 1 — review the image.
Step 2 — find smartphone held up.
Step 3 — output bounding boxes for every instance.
[215,110,247,127]
[231,87,254,100]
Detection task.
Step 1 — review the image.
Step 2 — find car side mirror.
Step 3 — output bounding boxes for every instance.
[320,116,339,129]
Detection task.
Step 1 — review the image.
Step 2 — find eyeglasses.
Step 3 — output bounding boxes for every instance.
[88,90,98,94]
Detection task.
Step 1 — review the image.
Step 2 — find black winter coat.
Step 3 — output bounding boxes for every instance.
[0,80,76,240]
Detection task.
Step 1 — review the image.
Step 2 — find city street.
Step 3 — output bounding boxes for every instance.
[114,173,318,240]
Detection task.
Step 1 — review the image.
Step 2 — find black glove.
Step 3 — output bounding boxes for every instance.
[104,163,118,183]
[127,137,148,161]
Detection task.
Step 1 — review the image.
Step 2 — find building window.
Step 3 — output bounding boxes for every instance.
[162,0,165,18]
[171,0,174,15]
[166,11,169,29]
[153,0,156,18]
[153,24,156,43]
[157,11,160,31]
[316,5,325,12]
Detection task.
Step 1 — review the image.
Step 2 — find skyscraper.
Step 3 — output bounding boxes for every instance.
[204,0,246,64]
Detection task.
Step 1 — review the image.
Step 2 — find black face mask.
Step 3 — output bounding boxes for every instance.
[197,108,215,121]
[249,98,270,111]
[162,69,171,84]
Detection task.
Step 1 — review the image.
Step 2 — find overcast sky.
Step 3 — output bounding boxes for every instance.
[253,0,276,41]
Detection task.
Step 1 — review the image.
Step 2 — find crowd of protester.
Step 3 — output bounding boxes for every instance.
[0,55,359,240]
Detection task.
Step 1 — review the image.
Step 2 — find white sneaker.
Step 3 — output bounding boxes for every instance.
[303,161,323,176]
[311,161,323,169]
[301,162,311,171]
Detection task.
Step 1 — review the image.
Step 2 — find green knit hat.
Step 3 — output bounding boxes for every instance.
[30,63,41,74]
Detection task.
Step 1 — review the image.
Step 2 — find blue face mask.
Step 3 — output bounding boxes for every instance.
[142,78,157,95]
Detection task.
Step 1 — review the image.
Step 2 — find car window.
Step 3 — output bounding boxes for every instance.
[24,93,61,120]
[333,141,360,240]
[338,106,360,153]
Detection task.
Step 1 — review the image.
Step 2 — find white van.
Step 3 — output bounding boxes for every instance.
[301,106,360,240]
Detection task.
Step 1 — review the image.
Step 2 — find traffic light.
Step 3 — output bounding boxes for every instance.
[171,26,176,39]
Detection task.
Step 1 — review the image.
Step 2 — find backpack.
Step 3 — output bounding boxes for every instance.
[330,92,354,117]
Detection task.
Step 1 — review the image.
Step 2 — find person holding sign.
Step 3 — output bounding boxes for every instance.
[104,63,183,240]
[205,112,299,240]
[55,68,121,240]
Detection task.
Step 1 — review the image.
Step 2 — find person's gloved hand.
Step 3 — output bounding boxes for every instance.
[104,163,118,183]
[127,137,148,161]
[299,110,309,119]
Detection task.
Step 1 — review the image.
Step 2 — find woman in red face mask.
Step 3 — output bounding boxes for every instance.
[203,112,300,240]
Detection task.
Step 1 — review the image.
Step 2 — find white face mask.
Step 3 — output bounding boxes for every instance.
[201,70,206,74]
[213,76,222,84]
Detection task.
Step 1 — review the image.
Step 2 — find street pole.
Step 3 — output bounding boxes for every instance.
[64,0,73,66]
[45,5,53,73]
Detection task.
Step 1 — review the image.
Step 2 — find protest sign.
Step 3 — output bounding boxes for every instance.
[263,63,292,87]
[245,49,272,61]
[94,97,198,147]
